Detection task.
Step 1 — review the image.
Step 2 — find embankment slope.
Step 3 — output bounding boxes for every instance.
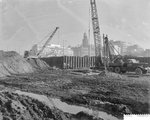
[0,51,49,77]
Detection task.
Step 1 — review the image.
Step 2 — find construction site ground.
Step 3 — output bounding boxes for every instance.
[0,69,150,120]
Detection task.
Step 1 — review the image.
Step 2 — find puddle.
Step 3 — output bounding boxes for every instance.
[15,90,120,120]
[15,90,54,108]
[51,98,120,120]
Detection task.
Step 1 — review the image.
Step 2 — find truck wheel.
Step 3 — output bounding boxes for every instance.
[114,67,121,73]
[142,70,147,74]
[108,67,114,72]
[135,68,142,75]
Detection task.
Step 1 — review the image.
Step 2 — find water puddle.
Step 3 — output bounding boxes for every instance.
[51,98,120,120]
[15,90,54,108]
[15,90,120,120]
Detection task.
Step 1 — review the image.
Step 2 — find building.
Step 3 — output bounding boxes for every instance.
[72,33,95,56]
[113,45,121,55]
[126,44,144,57]
[109,40,128,55]
[32,44,73,57]
[144,49,150,57]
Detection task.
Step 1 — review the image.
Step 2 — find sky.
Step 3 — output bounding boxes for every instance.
[0,0,150,54]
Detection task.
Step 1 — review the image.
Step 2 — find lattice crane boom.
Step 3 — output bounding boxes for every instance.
[90,0,103,66]
[37,27,59,57]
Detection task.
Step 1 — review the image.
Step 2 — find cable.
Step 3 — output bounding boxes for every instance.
[37,31,50,45]
[109,41,121,56]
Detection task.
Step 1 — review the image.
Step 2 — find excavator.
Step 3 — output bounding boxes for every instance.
[24,27,59,58]
[90,0,147,75]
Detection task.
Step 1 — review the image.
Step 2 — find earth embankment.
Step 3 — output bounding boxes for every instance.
[0,51,49,77]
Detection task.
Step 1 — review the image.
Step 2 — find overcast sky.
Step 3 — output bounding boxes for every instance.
[0,0,150,54]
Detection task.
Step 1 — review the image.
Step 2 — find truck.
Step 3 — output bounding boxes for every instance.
[103,36,148,75]
[108,58,148,75]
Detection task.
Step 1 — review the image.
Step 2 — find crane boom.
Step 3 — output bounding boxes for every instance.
[90,0,103,66]
[37,27,59,56]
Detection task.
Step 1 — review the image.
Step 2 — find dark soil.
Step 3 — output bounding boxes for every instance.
[0,69,150,119]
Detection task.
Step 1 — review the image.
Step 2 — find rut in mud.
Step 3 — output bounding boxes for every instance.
[0,91,104,120]
[0,69,149,119]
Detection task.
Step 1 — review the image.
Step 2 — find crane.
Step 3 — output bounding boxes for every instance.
[89,1,147,74]
[37,27,59,57]
[24,27,59,58]
[90,0,103,67]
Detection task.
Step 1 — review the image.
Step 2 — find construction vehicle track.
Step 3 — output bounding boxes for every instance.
[0,69,149,119]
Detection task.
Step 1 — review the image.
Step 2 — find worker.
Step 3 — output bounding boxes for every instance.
[63,63,67,69]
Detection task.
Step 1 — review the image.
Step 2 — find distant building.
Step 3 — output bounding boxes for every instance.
[144,49,150,57]
[71,33,95,56]
[82,32,89,47]
[113,45,121,55]
[34,44,73,57]
[126,44,144,57]
[110,40,127,55]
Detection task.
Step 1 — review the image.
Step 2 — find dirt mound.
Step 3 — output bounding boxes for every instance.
[0,51,34,77]
[27,58,49,70]
[0,63,11,77]
[99,71,124,79]
[0,51,50,77]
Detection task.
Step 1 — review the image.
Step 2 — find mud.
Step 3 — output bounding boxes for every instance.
[51,98,119,120]
[0,91,104,120]
[0,68,149,119]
